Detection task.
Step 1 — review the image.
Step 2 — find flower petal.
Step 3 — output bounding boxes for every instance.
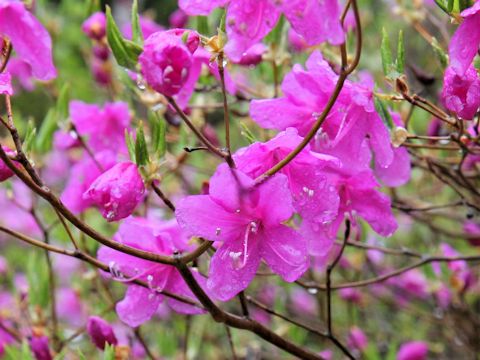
[116,285,162,328]
[260,226,308,282]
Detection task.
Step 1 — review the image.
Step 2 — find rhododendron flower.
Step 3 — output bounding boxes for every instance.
[233,128,341,255]
[0,0,56,80]
[0,72,12,95]
[448,0,480,75]
[179,0,344,61]
[251,51,394,169]
[87,316,118,350]
[83,162,145,222]
[441,65,480,120]
[81,12,106,40]
[97,217,206,327]
[61,150,117,214]
[139,29,199,97]
[69,101,132,153]
[176,164,308,301]
[396,341,428,360]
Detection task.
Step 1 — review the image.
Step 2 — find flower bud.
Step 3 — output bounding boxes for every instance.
[397,341,428,360]
[347,326,368,352]
[139,30,199,97]
[83,162,145,222]
[391,126,409,148]
[82,12,106,41]
[87,316,118,350]
[29,335,52,360]
[0,147,16,182]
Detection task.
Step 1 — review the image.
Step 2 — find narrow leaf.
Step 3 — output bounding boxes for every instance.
[125,130,136,163]
[131,0,143,45]
[135,123,149,166]
[381,27,393,76]
[196,16,209,35]
[374,96,394,130]
[396,30,405,74]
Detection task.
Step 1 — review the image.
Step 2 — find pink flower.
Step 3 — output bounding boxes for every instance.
[397,341,428,360]
[29,335,52,360]
[464,221,480,246]
[250,51,393,169]
[87,316,118,350]
[0,146,15,182]
[441,65,480,120]
[0,72,12,95]
[179,0,344,61]
[347,326,368,352]
[83,162,145,222]
[139,29,199,97]
[97,217,206,327]
[448,1,480,75]
[176,164,308,301]
[61,150,117,214]
[56,288,85,327]
[81,12,106,40]
[0,0,56,80]
[339,288,364,304]
[233,128,341,256]
[69,101,131,153]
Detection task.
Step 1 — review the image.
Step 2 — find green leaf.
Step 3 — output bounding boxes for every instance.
[35,108,58,153]
[103,344,115,360]
[381,27,393,76]
[56,83,70,120]
[374,96,394,130]
[447,0,454,11]
[125,130,136,163]
[106,6,141,69]
[4,342,34,360]
[196,16,209,35]
[239,122,257,144]
[149,111,166,158]
[396,30,405,74]
[131,0,143,45]
[86,0,101,16]
[26,251,50,308]
[23,120,37,154]
[431,37,448,69]
[135,123,149,166]
[265,15,286,45]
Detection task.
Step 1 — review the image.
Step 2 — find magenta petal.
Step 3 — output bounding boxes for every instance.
[116,285,162,328]
[260,226,308,282]
[375,146,411,187]
[165,270,205,315]
[281,0,344,46]
[0,1,56,80]
[175,195,248,241]
[178,0,229,15]
[207,239,262,301]
[209,163,255,212]
[350,187,398,237]
[256,174,294,226]
[250,98,311,134]
[448,3,480,76]
[0,72,13,95]
[224,0,280,61]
